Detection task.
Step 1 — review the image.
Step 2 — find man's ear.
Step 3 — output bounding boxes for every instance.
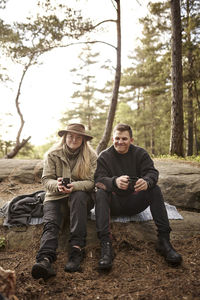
[131,138,134,143]
[112,136,114,142]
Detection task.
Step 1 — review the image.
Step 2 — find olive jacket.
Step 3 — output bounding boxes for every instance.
[42,145,97,202]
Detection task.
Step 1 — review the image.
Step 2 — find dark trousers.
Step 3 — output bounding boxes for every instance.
[95,185,171,242]
[36,191,92,263]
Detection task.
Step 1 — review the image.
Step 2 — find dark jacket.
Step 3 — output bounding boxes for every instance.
[0,191,45,227]
[94,144,158,196]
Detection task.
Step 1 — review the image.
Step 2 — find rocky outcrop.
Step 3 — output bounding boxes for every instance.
[154,159,200,210]
[1,210,200,250]
[0,159,199,254]
[0,158,199,210]
[0,159,43,183]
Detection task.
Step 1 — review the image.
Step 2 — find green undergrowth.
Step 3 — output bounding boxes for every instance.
[154,154,200,164]
[0,236,6,249]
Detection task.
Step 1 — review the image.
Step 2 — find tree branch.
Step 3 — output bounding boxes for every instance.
[91,19,116,29]
[60,40,117,50]
[111,0,117,10]
[15,55,34,145]
[4,136,31,159]
[32,40,117,57]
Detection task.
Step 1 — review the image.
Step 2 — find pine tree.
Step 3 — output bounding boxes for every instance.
[120,2,171,155]
[182,0,200,155]
[60,45,109,148]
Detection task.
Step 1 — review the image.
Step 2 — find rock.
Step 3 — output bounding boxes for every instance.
[110,209,200,242]
[0,158,199,210]
[0,210,200,251]
[154,159,200,210]
[0,159,43,183]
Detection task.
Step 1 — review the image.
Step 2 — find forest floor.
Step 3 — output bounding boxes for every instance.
[0,181,200,300]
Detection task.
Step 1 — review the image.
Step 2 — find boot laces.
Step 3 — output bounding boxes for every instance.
[101,242,112,256]
[69,247,82,263]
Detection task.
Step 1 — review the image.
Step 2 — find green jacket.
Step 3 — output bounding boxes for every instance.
[42,146,97,202]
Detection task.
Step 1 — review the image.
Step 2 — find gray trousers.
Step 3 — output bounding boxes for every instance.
[36,191,93,263]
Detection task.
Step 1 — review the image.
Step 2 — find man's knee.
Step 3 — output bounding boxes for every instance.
[151,185,163,197]
[95,189,110,211]
[95,188,109,200]
[148,185,165,204]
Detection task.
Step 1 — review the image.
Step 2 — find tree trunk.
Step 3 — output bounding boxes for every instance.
[169,0,184,157]
[186,0,194,156]
[194,114,200,155]
[5,57,33,159]
[186,81,194,156]
[4,137,31,159]
[96,0,121,154]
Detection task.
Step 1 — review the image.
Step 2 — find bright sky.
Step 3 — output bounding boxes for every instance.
[0,0,152,146]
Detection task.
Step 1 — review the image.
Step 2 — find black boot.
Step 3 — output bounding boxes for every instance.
[64,246,85,272]
[156,237,182,265]
[31,257,56,280]
[98,241,114,270]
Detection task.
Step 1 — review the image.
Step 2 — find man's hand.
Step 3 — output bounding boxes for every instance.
[134,178,148,192]
[57,177,74,194]
[115,175,129,190]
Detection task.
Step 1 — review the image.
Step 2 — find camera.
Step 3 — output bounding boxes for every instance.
[61,177,71,187]
[128,176,138,191]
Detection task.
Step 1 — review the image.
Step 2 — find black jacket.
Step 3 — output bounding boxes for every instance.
[0,191,45,227]
[94,144,158,195]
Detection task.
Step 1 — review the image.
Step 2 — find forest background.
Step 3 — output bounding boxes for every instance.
[0,0,200,160]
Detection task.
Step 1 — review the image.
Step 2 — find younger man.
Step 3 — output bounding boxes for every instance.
[94,123,182,270]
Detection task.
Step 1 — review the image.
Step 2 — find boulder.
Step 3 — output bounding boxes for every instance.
[154,159,200,210]
[1,210,200,251]
[0,158,199,210]
[0,159,43,183]
[0,159,199,253]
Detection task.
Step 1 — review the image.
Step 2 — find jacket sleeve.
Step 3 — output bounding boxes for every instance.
[137,150,159,189]
[94,154,117,192]
[41,154,59,193]
[72,152,97,192]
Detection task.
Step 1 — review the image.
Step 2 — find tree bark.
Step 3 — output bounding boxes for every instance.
[5,57,33,159]
[186,76,194,156]
[96,0,121,154]
[185,0,194,156]
[4,136,31,159]
[169,0,184,157]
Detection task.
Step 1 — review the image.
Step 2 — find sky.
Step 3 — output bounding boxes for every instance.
[0,0,153,146]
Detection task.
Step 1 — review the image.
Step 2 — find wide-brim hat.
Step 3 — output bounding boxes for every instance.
[58,123,93,141]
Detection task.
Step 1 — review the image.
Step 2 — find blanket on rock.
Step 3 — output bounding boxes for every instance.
[0,191,183,226]
[91,202,183,223]
[0,191,45,227]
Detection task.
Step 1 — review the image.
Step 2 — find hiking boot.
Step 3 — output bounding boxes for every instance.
[64,246,85,273]
[31,257,56,280]
[98,241,114,270]
[156,237,182,266]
